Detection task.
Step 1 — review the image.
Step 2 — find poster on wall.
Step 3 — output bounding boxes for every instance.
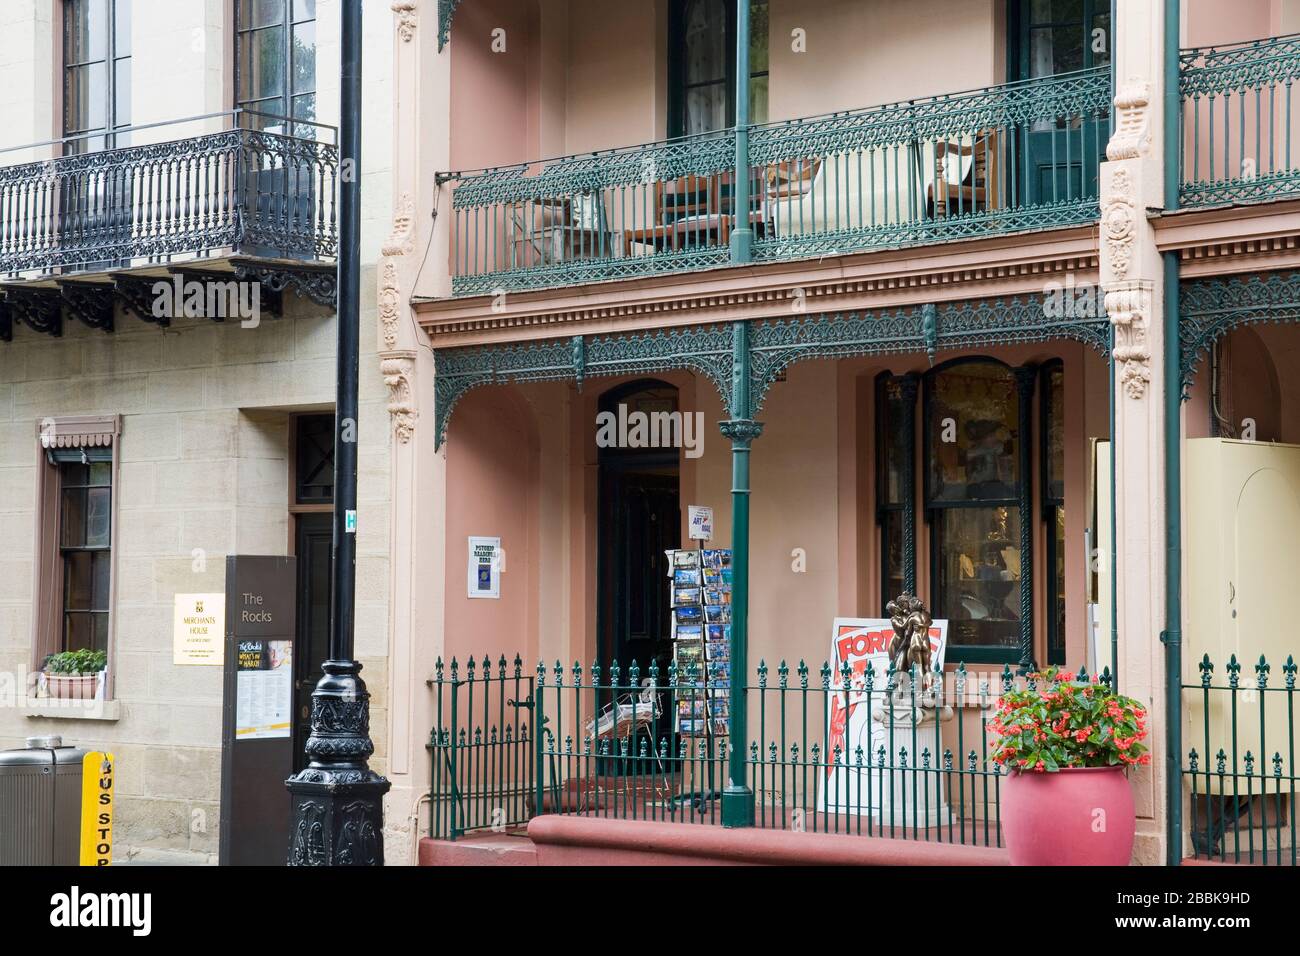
[467,536,502,599]
[818,616,948,815]
[234,639,293,740]
[173,593,225,665]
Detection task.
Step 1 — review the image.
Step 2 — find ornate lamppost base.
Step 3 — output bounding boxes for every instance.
[286,660,391,866]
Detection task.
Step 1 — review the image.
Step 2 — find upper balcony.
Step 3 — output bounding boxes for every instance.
[434,0,1116,300]
[439,66,1112,297]
[0,110,339,339]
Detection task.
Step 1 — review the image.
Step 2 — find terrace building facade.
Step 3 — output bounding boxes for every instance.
[1,0,1298,867]
[404,0,1300,866]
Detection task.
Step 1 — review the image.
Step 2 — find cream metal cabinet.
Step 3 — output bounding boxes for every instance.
[1185,438,1300,790]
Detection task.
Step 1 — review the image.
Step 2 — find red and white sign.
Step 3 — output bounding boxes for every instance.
[821,617,948,804]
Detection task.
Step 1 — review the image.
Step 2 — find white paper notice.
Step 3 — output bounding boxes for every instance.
[467,535,502,599]
[235,640,293,740]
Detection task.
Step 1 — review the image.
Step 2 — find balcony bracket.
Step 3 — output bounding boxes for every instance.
[59,283,115,334]
[1,287,63,338]
[114,276,170,327]
[232,262,338,310]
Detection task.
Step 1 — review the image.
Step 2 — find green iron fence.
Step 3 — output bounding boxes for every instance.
[1182,653,1298,866]
[1179,33,1300,207]
[436,67,1110,297]
[428,654,1117,848]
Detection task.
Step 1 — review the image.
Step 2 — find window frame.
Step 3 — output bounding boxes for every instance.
[1040,359,1066,666]
[234,0,318,133]
[922,356,1034,667]
[667,0,770,138]
[62,0,132,154]
[31,415,121,699]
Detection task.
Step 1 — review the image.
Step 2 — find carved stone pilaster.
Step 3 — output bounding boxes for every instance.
[1105,283,1153,400]
[381,352,418,444]
[1101,166,1138,281]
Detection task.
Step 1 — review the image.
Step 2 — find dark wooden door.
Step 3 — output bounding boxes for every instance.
[292,511,332,772]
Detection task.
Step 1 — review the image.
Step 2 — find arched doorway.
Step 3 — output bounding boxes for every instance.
[596,380,682,677]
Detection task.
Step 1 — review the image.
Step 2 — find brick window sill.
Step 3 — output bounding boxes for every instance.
[21,697,121,721]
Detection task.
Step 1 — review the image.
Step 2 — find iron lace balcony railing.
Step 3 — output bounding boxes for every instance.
[1180,32,1300,207]
[437,67,1111,297]
[0,110,338,279]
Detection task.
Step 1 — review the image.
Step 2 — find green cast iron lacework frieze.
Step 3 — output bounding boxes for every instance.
[1179,269,1300,397]
[433,293,1109,447]
[1179,33,1300,206]
[437,0,462,52]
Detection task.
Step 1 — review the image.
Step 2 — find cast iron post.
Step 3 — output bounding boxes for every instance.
[720,321,760,827]
[286,0,390,866]
[730,0,753,264]
[1162,0,1184,867]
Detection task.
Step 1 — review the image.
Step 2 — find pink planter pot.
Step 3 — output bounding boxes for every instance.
[46,674,98,700]
[1002,765,1135,866]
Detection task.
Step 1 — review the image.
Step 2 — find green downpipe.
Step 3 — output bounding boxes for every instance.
[730,0,753,264]
[1163,0,1184,867]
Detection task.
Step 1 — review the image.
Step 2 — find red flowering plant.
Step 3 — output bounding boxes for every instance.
[988,667,1151,773]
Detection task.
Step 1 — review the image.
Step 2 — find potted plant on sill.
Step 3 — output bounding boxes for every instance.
[990,667,1150,866]
[43,649,107,701]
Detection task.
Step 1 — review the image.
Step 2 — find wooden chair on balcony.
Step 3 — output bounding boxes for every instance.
[622,173,736,256]
[928,129,1004,218]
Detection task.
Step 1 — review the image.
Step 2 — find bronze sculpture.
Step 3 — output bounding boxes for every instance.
[886,593,934,681]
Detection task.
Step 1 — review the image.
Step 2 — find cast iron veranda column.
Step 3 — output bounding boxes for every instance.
[729,0,753,264]
[286,0,390,866]
[720,320,760,827]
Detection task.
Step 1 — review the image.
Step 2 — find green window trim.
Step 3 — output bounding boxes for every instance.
[1040,360,1066,665]
[922,357,1035,667]
[668,0,769,138]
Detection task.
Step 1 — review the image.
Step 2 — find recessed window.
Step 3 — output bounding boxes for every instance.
[63,0,131,154]
[236,0,317,136]
[57,455,113,653]
[33,416,120,694]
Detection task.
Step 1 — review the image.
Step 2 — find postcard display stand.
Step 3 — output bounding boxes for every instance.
[668,548,732,771]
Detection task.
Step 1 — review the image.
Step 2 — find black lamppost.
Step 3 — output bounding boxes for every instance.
[286,0,389,866]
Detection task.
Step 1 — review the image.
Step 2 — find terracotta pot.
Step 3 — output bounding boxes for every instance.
[46,673,98,700]
[1002,765,1135,865]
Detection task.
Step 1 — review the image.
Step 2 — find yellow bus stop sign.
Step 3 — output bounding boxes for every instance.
[80,752,114,866]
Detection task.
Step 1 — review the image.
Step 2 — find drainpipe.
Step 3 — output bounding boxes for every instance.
[730,0,753,264]
[720,321,760,827]
[1162,0,1184,867]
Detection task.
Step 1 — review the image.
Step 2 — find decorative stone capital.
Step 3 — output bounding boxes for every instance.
[718,419,765,446]
[1104,283,1154,400]
[381,351,418,444]
[392,1,417,42]
[1107,78,1152,161]
[382,192,416,259]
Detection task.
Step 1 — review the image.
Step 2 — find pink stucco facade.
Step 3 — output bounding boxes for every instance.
[370,0,1300,866]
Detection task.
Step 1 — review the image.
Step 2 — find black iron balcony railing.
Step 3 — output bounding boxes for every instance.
[0,110,338,280]
[437,67,1111,297]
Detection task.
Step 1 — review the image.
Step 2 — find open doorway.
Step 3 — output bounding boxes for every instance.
[596,380,682,679]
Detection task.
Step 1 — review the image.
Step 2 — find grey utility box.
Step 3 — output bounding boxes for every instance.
[0,736,90,865]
